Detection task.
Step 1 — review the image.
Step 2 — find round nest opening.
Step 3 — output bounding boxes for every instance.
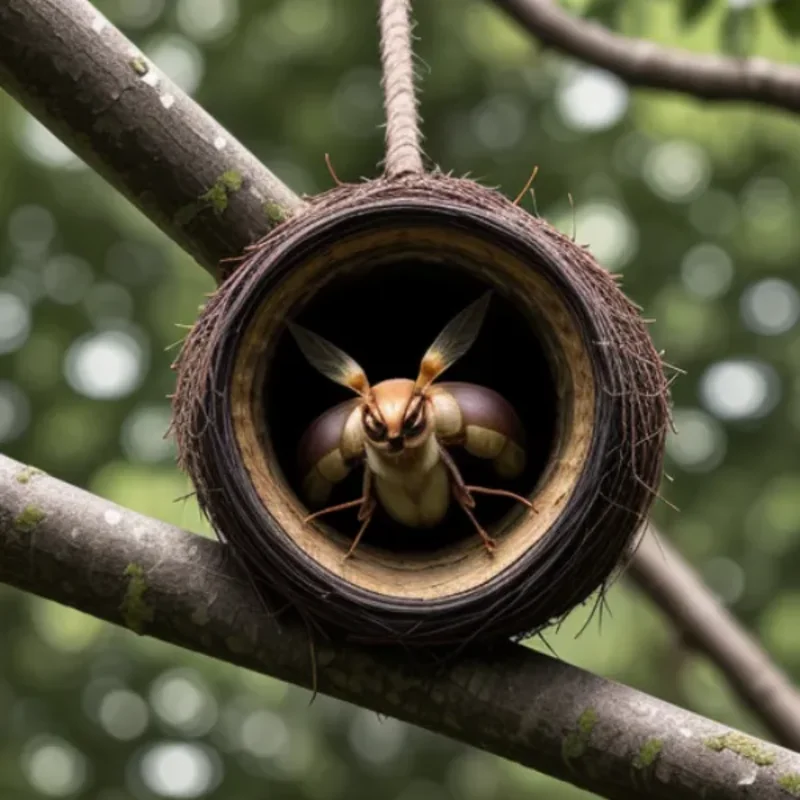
[266,259,560,557]
[172,174,669,648]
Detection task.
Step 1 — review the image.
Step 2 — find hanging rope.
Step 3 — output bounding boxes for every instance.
[378,0,424,178]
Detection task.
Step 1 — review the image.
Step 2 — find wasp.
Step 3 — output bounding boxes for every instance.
[288,291,535,560]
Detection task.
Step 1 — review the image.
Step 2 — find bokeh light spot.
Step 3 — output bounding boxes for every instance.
[145,34,204,94]
[139,742,220,798]
[64,330,146,400]
[99,689,150,741]
[740,278,799,335]
[702,557,745,605]
[149,669,217,736]
[0,380,31,443]
[29,600,104,653]
[22,735,89,797]
[8,204,56,257]
[239,709,289,758]
[563,201,638,270]
[0,292,31,354]
[667,407,726,472]
[643,140,710,202]
[680,243,734,300]
[556,67,629,131]
[43,255,94,305]
[699,359,780,421]
[121,405,175,462]
[176,0,238,42]
[14,114,84,170]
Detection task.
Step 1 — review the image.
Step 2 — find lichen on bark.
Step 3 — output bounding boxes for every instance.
[13,504,46,532]
[120,563,154,634]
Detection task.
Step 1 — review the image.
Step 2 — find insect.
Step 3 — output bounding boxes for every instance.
[287,291,535,560]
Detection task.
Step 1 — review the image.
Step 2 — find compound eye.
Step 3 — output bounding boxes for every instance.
[364,411,387,441]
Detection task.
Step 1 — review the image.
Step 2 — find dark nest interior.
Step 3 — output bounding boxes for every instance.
[263,258,559,556]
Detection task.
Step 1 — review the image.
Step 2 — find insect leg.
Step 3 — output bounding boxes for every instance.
[304,497,365,523]
[343,498,377,560]
[343,468,376,561]
[437,445,475,507]
[438,445,496,553]
[304,467,374,523]
[463,485,537,513]
[453,491,497,553]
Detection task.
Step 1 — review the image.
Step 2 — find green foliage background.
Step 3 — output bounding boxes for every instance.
[1,0,800,797]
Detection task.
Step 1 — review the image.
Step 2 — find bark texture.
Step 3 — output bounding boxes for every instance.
[2,454,799,800]
[0,0,304,278]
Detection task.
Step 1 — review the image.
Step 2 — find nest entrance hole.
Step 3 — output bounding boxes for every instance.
[264,258,559,556]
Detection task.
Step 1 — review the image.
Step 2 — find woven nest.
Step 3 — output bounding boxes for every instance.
[170,172,671,649]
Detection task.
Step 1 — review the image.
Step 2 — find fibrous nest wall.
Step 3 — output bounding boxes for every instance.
[170,172,671,650]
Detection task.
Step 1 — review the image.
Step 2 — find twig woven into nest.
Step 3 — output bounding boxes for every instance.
[170,172,671,650]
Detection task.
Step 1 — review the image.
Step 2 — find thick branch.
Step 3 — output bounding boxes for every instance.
[2,454,799,800]
[0,0,304,278]
[492,0,800,114]
[630,528,800,750]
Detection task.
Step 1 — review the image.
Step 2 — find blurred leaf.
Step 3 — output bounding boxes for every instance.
[679,0,714,27]
[770,0,800,37]
[720,6,759,57]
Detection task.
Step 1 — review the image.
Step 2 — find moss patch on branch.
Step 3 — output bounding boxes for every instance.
[562,707,598,762]
[779,774,800,797]
[13,504,46,532]
[175,170,244,226]
[704,732,775,766]
[15,466,43,484]
[120,563,154,634]
[200,170,243,213]
[633,738,663,769]
[264,201,288,226]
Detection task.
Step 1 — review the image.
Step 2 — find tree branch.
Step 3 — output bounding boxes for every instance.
[491,0,800,115]
[2,454,799,800]
[0,0,304,279]
[629,528,800,750]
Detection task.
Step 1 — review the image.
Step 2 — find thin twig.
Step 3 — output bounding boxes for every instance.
[630,526,800,751]
[491,0,800,115]
[378,0,425,177]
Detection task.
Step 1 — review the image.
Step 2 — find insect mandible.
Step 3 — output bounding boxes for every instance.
[287,291,536,560]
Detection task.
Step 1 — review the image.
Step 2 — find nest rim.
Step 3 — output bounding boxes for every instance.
[229,212,596,602]
[172,174,669,647]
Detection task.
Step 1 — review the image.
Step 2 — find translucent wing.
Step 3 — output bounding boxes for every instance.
[288,321,370,396]
[414,291,491,390]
